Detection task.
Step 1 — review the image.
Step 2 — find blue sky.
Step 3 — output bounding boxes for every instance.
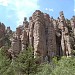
[0,0,74,31]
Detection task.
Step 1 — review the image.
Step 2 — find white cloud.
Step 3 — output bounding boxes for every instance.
[74,9,75,15]
[0,0,40,26]
[45,8,48,10]
[16,11,27,26]
[45,8,54,12]
[14,0,40,26]
[0,0,10,6]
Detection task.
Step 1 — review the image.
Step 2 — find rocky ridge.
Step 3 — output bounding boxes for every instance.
[0,10,75,62]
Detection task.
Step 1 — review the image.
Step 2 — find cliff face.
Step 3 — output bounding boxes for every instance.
[0,10,75,62]
[0,22,5,47]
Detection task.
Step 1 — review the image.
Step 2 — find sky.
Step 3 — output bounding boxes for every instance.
[0,0,74,31]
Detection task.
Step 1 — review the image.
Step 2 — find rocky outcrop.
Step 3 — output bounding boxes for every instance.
[59,11,71,57]
[32,10,47,62]
[0,22,5,47]
[0,10,75,62]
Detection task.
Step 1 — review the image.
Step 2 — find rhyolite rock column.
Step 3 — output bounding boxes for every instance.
[21,30,28,51]
[32,10,46,62]
[44,13,57,61]
[29,17,34,47]
[0,22,5,47]
[59,11,71,56]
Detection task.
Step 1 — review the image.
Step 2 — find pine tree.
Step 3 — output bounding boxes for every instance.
[14,46,39,75]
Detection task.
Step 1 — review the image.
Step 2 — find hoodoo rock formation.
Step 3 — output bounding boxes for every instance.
[0,10,75,62]
[0,22,12,48]
[0,22,5,47]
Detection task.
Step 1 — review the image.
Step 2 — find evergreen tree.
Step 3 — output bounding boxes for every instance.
[0,47,12,75]
[14,46,39,75]
[51,56,75,75]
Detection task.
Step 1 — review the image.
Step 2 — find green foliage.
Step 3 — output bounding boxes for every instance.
[0,47,12,75]
[2,64,16,75]
[51,56,75,75]
[72,50,75,55]
[4,34,11,47]
[14,46,39,75]
[36,56,75,75]
[0,46,39,75]
[0,46,75,75]
[36,57,58,75]
[36,63,53,75]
